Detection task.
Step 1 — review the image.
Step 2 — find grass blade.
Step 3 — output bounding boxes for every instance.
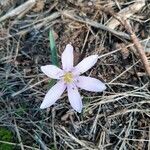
[49,29,58,66]
[49,29,58,87]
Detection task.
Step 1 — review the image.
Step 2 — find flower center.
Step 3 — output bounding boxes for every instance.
[63,72,73,83]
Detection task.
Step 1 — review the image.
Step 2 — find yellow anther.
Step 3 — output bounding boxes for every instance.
[63,72,73,83]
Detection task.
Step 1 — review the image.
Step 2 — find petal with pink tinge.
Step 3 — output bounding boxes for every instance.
[76,76,106,92]
[41,65,63,79]
[40,81,66,109]
[73,55,98,75]
[67,83,82,113]
[61,44,74,71]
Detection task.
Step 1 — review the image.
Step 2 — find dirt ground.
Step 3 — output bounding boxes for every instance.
[0,0,150,149]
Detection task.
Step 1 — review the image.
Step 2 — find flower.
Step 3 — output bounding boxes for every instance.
[40,44,106,113]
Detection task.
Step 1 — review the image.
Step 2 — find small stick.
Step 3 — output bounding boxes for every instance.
[14,118,25,150]
[62,11,130,40]
[124,20,150,75]
[0,0,36,22]
[106,10,150,76]
[106,0,145,29]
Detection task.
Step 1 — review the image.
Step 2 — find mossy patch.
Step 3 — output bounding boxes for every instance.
[0,127,14,150]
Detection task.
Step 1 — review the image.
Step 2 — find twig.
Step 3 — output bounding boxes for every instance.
[52,108,57,150]
[11,78,49,97]
[109,60,140,83]
[108,108,150,118]
[148,126,150,150]
[106,10,150,76]
[124,20,150,75]
[14,118,25,150]
[34,131,48,150]
[106,0,145,29]
[0,140,39,150]
[61,126,97,150]
[62,11,130,40]
[98,37,150,59]
[0,0,36,22]
[0,12,60,40]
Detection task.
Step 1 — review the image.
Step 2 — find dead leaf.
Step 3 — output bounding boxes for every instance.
[32,0,44,12]
[116,43,130,59]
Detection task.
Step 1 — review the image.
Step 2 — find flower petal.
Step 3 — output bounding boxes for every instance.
[41,65,63,79]
[40,81,66,109]
[76,76,106,92]
[73,55,98,75]
[61,44,74,71]
[67,83,82,113]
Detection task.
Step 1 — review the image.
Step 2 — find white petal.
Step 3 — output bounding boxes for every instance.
[67,83,82,113]
[40,81,66,109]
[61,44,74,71]
[76,76,106,92]
[41,65,63,79]
[73,55,98,75]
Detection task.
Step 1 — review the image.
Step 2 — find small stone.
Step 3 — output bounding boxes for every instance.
[88,2,93,6]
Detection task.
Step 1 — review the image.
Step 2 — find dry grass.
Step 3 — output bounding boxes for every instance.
[0,0,150,149]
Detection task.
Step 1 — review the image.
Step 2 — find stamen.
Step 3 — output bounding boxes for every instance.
[63,72,73,83]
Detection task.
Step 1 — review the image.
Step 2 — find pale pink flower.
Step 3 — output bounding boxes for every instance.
[40,44,106,113]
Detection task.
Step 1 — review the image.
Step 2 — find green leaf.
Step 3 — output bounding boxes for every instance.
[49,29,58,87]
[49,29,58,66]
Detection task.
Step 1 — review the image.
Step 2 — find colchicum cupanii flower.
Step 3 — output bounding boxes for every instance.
[40,44,106,113]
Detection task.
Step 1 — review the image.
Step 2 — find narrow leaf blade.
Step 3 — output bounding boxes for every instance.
[49,29,58,66]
